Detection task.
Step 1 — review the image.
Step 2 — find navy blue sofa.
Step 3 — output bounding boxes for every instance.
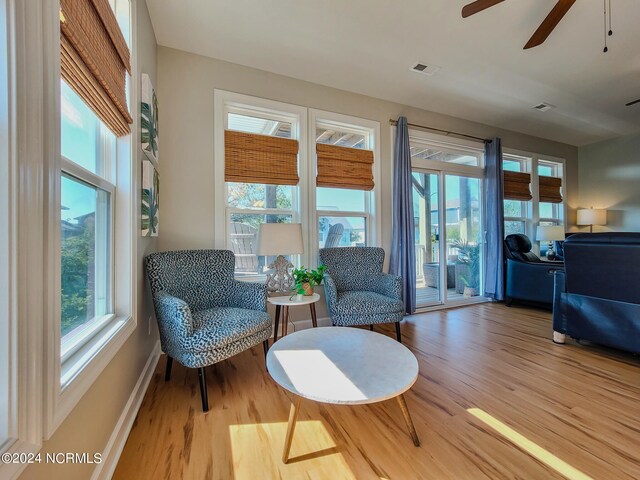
[504,234,564,307]
[552,233,640,353]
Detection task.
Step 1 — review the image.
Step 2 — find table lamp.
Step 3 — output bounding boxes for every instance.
[258,223,304,293]
[577,207,607,233]
[536,225,565,260]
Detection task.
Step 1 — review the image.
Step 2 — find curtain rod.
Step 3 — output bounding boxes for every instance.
[389,119,490,143]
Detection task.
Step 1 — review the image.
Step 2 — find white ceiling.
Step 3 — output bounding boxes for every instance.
[146,0,640,146]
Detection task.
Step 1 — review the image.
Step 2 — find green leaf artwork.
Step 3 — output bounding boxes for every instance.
[141,73,159,163]
[141,161,159,237]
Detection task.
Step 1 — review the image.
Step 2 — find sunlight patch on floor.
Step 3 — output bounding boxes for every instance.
[229,420,354,476]
[467,408,593,480]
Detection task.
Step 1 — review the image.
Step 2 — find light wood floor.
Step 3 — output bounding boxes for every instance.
[114,304,640,480]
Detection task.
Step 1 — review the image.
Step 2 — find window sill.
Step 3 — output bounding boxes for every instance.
[61,313,116,365]
[47,314,136,437]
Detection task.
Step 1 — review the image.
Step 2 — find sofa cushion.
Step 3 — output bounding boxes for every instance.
[187,307,271,353]
[334,291,404,315]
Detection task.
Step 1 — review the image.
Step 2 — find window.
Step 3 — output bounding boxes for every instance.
[503,153,531,237]
[314,115,377,250]
[49,0,135,434]
[538,158,564,226]
[223,106,301,277]
[214,92,381,274]
[60,83,115,350]
[502,152,565,252]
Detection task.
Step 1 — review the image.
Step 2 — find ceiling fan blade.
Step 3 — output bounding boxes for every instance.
[625,98,640,107]
[461,0,505,18]
[524,0,576,50]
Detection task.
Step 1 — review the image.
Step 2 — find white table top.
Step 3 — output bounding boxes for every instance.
[267,293,320,306]
[267,327,418,405]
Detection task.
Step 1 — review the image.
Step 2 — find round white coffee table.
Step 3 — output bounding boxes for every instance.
[267,293,320,341]
[266,327,420,463]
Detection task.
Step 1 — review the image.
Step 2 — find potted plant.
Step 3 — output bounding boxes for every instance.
[291,265,327,300]
[450,240,481,297]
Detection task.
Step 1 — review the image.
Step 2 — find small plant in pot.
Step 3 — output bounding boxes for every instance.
[450,240,481,297]
[291,265,327,300]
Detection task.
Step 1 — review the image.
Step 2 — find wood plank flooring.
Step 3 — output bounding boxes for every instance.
[113,304,640,480]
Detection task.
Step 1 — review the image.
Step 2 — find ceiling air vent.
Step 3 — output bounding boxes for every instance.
[410,62,441,76]
[531,102,555,112]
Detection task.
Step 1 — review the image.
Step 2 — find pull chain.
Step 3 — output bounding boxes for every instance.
[608,0,613,36]
[603,0,608,52]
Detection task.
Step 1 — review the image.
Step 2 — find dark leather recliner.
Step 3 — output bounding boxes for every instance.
[504,234,564,307]
[552,233,640,353]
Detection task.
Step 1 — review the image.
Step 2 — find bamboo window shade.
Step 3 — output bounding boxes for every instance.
[60,0,132,137]
[538,176,563,203]
[503,171,532,201]
[316,143,374,191]
[224,130,299,185]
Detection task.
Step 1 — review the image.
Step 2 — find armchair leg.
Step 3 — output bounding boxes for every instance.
[395,322,402,343]
[505,297,513,307]
[198,367,209,412]
[369,325,374,331]
[165,356,173,382]
[263,339,269,359]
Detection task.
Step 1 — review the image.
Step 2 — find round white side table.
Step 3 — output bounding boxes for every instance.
[267,293,320,341]
[267,327,420,463]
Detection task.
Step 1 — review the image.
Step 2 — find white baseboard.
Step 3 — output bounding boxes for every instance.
[290,316,332,331]
[91,341,161,480]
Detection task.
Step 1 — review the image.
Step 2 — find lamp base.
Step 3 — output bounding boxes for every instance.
[265,255,294,293]
[546,245,556,260]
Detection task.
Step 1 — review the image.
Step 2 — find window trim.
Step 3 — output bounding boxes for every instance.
[502,148,566,251]
[214,95,382,273]
[404,129,486,309]
[0,0,12,456]
[214,90,310,267]
[309,108,381,262]
[0,0,47,476]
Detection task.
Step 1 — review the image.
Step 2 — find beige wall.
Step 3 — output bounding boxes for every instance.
[156,46,579,322]
[577,133,640,232]
[19,1,158,478]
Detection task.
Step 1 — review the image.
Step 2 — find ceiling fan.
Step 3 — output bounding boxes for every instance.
[462,0,577,50]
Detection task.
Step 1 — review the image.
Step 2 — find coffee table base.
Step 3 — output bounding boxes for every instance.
[281,394,420,464]
[396,394,420,447]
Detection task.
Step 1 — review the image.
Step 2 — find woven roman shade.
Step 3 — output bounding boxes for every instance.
[224,130,299,185]
[539,175,563,203]
[60,0,132,137]
[503,171,532,201]
[316,144,374,191]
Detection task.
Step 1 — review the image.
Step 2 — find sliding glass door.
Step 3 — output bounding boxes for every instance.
[413,170,483,308]
[413,172,441,306]
[445,175,482,300]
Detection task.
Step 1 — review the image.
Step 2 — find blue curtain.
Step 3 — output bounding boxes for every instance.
[483,138,505,300]
[390,117,416,314]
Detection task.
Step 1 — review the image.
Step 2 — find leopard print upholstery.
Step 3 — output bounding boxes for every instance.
[319,247,404,327]
[145,250,271,368]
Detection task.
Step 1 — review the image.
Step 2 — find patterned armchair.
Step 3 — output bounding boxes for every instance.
[145,250,272,412]
[319,247,405,342]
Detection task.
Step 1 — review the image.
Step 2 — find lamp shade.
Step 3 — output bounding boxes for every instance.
[536,225,565,242]
[577,208,607,226]
[257,223,304,256]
